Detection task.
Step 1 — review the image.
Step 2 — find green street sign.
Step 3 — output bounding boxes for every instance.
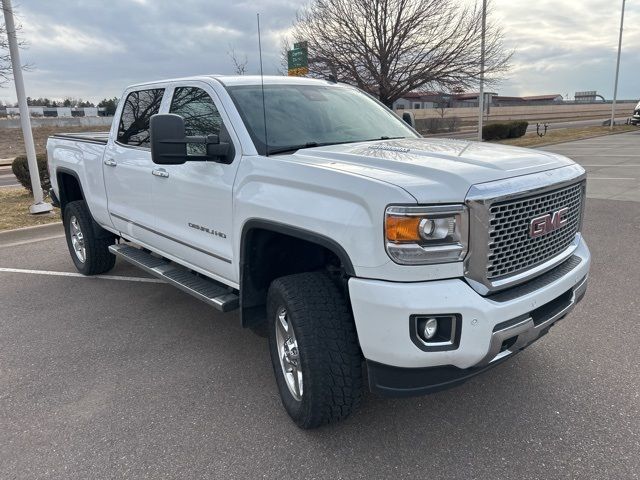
[288,41,309,76]
[287,47,308,70]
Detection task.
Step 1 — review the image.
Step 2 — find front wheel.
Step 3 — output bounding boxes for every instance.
[267,272,363,429]
[63,200,116,275]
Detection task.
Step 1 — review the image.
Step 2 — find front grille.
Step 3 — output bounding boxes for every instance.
[487,182,584,279]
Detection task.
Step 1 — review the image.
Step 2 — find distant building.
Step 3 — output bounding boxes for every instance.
[393,91,564,110]
[1,106,100,117]
[393,92,441,109]
[574,91,605,102]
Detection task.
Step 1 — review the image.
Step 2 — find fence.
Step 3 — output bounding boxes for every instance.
[401,101,636,123]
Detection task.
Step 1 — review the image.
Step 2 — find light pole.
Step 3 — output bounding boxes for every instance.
[2,0,52,213]
[477,0,487,141]
[610,0,626,131]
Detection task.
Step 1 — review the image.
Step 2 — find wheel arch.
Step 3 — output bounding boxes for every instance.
[239,219,355,329]
[56,167,85,215]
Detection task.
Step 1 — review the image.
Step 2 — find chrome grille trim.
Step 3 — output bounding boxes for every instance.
[488,183,583,278]
[465,164,586,295]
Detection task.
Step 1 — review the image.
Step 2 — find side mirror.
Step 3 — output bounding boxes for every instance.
[150,114,187,165]
[205,135,232,163]
[402,111,415,128]
[150,114,234,165]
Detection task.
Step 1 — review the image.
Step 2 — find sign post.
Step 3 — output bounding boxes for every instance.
[288,41,309,77]
[2,0,52,214]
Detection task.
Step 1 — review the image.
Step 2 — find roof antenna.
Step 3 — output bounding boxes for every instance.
[257,13,268,156]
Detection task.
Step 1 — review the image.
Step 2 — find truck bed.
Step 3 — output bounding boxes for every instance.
[50,132,110,145]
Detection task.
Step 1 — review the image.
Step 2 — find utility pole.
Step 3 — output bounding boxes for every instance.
[477,0,487,141]
[2,0,52,213]
[610,0,625,131]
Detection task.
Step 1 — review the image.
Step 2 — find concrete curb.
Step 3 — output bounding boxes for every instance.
[0,158,14,166]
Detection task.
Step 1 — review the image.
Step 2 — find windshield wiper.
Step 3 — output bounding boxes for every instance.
[267,142,319,156]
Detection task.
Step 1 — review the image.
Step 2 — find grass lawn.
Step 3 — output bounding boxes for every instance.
[0,187,60,231]
[495,125,638,148]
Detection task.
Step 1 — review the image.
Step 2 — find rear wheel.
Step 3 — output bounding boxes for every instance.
[267,272,363,429]
[63,200,116,275]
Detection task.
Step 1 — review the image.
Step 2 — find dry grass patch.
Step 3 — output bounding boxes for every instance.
[495,125,638,148]
[0,187,60,231]
[0,124,111,159]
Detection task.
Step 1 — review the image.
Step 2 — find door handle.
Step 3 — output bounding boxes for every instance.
[103,158,117,167]
[152,168,169,178]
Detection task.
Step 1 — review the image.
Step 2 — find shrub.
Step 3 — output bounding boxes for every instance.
[508,121,529,139]
[11,153,50,193]
[482,122,511,140]
[415,116,461,134]
[483,121,529,141]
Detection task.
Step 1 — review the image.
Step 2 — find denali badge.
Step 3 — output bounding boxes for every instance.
[188,222,227,239]
[529,207,569,238]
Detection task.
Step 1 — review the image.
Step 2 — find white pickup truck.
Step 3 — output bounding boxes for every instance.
[47,75,590,428]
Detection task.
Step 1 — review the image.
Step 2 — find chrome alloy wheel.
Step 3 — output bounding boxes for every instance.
[275,306,303,401]
[69,215,86,263]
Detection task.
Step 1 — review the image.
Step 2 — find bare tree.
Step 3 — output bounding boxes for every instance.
[285,0,510,106]
[1,15,12,86]
[227,45,248,75]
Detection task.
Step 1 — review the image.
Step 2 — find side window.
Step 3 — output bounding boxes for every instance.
[169,87,222,155]
[117,88,164,148]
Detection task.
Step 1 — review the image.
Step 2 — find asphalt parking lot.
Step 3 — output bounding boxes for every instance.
[1,132,639,479]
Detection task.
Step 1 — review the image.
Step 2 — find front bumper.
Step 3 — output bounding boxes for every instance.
[631,114,640,125]
[348,237,590,396]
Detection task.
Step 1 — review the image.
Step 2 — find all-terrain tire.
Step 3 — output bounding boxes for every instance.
[63,200,116,275]
[267,272,363,429]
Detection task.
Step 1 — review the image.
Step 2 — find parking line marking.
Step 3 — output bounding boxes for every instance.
[0,267,165,283]
[0,234,65,248]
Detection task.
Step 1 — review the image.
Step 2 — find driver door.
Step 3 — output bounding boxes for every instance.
[150,82,241,284]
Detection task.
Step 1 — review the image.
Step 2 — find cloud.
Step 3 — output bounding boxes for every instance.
[0,0,638,104]
[490,0,640,98]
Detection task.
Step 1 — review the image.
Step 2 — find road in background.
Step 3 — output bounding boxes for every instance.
[445,116,633,139]
[0,133,639,480]
[0,164,20,188]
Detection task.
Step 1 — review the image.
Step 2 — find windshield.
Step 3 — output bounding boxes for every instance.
[226,84,418,155]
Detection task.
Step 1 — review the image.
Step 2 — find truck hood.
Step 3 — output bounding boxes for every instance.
[291,137,574,203]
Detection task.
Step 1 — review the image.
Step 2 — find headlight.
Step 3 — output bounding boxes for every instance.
[385,205,468,265]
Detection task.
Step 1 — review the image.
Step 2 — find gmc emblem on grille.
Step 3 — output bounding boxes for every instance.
[529,207,569,238]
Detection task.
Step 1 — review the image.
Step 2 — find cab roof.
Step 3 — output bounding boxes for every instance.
[127,75,341,90]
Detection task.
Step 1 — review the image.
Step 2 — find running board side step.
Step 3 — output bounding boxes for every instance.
[109,244,239,312]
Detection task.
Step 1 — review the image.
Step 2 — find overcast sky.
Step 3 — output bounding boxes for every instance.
[1,0,638,104]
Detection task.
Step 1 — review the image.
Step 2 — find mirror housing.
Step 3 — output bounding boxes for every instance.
[150,114,234,165]
[150,114,187,165]
[402,111,415,128]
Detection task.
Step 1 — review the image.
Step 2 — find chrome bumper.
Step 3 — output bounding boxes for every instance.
[478,275,588,366]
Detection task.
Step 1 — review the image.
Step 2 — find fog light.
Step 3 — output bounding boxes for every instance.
[423,317,438,339]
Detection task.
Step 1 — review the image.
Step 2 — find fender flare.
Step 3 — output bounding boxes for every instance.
[239,219,355,277]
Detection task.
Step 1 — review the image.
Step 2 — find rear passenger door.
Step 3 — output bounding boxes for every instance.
[150,82,241,284]
[104,88,165,245]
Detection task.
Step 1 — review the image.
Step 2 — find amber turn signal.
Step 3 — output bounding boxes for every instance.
[385,215,422,242]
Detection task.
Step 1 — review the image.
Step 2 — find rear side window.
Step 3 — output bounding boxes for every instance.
[169,86,222,155]
[117,88,164,148]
